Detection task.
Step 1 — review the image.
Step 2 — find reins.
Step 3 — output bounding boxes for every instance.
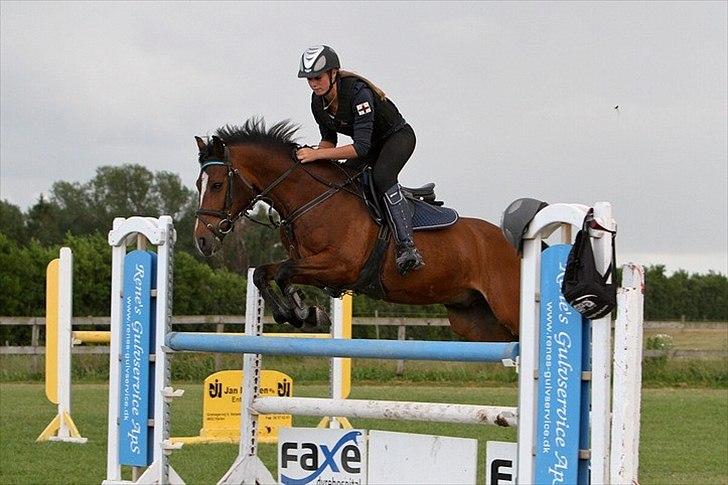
[195,143,366,241]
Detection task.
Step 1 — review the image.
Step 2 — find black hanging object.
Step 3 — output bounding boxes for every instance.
[561,208,617,320]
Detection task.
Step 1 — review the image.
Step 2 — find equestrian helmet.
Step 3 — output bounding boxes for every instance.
[500,198,549,254]
[298,45,340,78]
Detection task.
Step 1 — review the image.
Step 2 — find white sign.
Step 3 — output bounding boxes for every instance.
[367,430,477,484]
[278,428,367,485]
[485,441,518,485]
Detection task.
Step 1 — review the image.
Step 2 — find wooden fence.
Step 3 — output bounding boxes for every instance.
[1,316,726,361]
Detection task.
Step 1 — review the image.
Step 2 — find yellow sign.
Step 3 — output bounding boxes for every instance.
[194,369,293,443]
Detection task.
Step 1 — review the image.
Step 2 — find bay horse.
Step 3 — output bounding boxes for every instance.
[194,119,520,342]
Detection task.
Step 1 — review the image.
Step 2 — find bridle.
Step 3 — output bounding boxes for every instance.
[196,145,298,241]
[195,142,365,242]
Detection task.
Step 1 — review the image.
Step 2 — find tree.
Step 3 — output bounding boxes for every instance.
[19,164,200,252]
[24,195,66,246]
[0,200,27,243]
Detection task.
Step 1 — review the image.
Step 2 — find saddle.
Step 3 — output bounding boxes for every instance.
[358,169,458,230]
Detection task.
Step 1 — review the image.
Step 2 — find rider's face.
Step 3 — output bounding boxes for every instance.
[307,71,335,96]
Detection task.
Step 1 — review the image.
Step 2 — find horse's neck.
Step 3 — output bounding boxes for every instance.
[232,145,345,220]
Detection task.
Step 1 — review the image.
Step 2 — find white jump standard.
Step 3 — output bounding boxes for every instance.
[102,203,643,485]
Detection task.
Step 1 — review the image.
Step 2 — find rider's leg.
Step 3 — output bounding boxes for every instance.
[371,125,424,275]
[383,184,425,274]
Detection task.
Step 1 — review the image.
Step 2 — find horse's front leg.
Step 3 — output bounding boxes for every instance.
[273,255,351,329]
[252,262,306,328]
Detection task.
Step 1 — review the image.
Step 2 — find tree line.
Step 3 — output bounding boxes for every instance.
[1,164,726,345]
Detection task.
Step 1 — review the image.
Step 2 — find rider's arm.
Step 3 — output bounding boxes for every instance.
[299,84,372,162]
[310,85,374,161]
[348,84,375,157]
[313,144,357,160]
[311,110,350,157]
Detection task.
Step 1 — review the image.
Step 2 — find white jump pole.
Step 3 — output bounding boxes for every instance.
[610,263,644,484]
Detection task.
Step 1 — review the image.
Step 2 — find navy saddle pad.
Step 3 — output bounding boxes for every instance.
[409,198,458,230]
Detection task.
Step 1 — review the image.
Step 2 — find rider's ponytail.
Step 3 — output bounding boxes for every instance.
[338,70,387,101]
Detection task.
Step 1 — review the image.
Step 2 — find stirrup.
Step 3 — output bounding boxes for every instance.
[396,245,425,275]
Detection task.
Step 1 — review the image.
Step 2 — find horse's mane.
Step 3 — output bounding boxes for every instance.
[215,117,300,150]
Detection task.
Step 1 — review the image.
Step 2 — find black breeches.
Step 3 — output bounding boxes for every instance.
[369,124,416,197]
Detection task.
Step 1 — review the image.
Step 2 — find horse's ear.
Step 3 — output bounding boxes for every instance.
[195,136,207,152]
[211,135,225,156]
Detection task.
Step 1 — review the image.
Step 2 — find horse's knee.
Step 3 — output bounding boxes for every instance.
[274,261,295,287]
[252,266,270,289]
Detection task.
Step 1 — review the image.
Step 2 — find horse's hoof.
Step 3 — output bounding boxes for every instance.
[304,307,330,329]
[273,309,304,328]
[288,288,305,308]
[293,305,308,321]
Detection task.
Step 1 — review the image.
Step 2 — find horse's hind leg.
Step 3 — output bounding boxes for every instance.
[445,291,517,342]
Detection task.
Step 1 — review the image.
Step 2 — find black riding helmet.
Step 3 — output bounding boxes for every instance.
[298,45,340,78]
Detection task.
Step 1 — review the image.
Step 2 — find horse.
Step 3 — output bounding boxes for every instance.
[193,118,520,342]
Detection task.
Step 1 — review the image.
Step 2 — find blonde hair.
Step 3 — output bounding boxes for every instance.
[338,70,387,101]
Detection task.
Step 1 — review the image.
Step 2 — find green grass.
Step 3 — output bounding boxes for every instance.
[638,388,728,484]
[644,327,728,352]
[0,354,521,385]
[0,383,726,484]
[3,353,726,388]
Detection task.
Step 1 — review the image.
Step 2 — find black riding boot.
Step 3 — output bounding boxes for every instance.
[383,184,425,275]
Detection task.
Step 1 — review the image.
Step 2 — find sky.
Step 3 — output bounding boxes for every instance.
[1,1,726,274]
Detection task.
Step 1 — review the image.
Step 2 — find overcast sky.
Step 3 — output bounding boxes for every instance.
[1,1,726,274]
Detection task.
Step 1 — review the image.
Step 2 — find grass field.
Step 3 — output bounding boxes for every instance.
[0,382,726,484]
[644,327,728,352]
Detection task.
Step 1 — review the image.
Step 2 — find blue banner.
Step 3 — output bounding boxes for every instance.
[118,250,156,466]
[535,244,585,484]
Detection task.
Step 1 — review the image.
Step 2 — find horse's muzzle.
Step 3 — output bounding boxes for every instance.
[194,232,222,257]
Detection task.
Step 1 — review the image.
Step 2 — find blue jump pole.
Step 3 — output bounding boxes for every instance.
[166,333,519,363]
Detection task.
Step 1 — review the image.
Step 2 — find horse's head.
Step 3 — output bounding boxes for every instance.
[194,135,251,256]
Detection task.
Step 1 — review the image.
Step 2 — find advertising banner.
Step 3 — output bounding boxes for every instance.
[534,244,584,484]
[200,369,293,442]
[485,441,518,484]
[279,428,367,485]
[118,250,156,466]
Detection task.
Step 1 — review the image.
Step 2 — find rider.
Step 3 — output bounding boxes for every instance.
[295,45,424,275]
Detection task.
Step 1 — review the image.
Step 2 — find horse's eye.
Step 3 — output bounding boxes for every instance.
[212,182,224,191]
